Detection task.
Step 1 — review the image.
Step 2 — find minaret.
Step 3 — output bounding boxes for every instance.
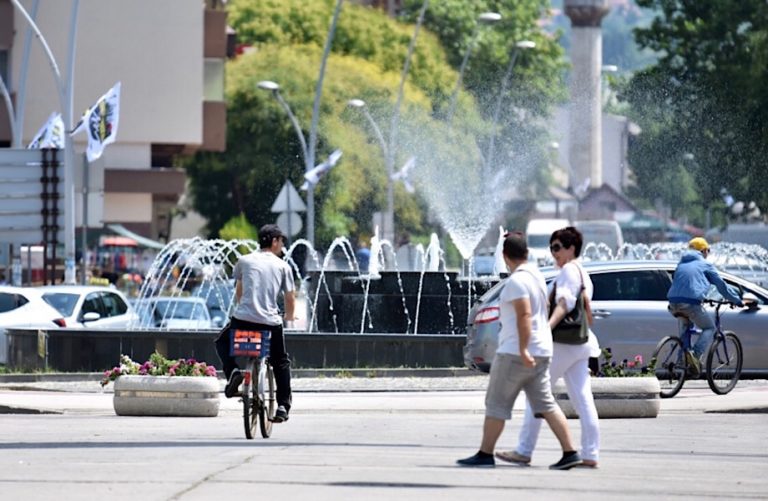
[564,0,610,191]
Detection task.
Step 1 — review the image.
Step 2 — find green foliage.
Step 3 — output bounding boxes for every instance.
[219,213,258,241]
[185,0,567,250]
[625,0,768,226]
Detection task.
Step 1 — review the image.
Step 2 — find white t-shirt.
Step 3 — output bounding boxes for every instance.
[552,261,593,310]
[496,263,553,357]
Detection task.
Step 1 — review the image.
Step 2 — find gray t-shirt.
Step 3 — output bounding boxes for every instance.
[232,251,295,325]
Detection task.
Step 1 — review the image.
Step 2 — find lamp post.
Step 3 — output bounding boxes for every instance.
[485,40,535,175]
[347,99,394,242]
[257,0,344,248]
[11,0,80,284]
[446,11,502,122]
[346,0,429,244]
[258,80,309,246]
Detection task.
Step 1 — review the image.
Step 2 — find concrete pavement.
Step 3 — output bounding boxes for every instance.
[0,377,767,500]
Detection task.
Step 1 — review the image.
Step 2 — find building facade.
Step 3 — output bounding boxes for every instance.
[0,0,228,243]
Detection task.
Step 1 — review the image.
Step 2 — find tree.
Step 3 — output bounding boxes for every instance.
[624,0,768,226]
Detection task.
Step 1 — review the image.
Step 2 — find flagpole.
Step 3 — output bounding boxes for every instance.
[81,153,88,284]
[64,0,81,284]
[13,0,40,148]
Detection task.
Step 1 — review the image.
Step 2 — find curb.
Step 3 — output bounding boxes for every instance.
[0,367,481,383]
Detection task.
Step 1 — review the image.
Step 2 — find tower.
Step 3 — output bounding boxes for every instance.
[564,0,610,191]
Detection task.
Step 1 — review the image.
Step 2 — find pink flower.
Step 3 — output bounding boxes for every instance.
[634,355,643,364]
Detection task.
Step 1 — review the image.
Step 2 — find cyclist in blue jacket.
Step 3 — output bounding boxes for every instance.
[667,237,743,375]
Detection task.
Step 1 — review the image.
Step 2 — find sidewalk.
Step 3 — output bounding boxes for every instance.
[1,375,767,415]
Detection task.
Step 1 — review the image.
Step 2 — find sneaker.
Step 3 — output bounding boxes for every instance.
[224,369,243,398]
[495,450,531,466]
[272,405,289,423]
[685,351,701,377]
[549,451,582,470]
[456,452,495,468]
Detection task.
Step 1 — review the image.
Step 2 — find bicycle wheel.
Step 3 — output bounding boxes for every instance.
[258,361,276,438]
[706,331,743,395]
[652,336,687,398]
[243,359,258,440]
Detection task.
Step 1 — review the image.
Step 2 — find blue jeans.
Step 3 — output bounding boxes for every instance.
[668,303,715,358]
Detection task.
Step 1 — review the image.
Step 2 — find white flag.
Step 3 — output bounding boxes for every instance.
[301,149,342,190]
[390,156,416,193]
[71,82,121,162]
[28,112,65,149]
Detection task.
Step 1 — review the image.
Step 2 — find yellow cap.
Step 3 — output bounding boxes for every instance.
[688,237,709,252]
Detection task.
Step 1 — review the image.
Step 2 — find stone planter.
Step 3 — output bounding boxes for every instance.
[113,375,220,417]
[554,377,661,419]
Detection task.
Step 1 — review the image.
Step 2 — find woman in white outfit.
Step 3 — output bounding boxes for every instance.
[496,226,601,468]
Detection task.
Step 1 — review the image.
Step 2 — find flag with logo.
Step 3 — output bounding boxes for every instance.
[28,112,65,149]
[71,82,121,161]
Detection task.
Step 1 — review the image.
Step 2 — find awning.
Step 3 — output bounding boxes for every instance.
[106,224,166,250]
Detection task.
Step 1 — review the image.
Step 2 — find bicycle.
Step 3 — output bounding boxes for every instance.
[231,329,276,439]
[651,299,744,398]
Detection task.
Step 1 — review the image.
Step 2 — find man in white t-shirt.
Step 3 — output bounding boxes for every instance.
[457,231,582,470]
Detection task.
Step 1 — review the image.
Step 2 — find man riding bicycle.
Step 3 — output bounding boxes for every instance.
[215,224,295,423]
[667,237,743,376]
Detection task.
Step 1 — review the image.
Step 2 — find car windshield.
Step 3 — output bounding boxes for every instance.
[42,293,79,316]
[191,283,233,309]
[154,300,207,320]
[528,235,550,248]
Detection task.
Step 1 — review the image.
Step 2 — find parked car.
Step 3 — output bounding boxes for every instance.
[190,280,234,328]
[464,261,768,377]
[134,296,213,330]
[0,286,63,364]
[38,285,138,329]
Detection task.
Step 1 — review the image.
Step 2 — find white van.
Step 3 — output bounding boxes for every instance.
[575,220,624,255]
[526,218,570,265]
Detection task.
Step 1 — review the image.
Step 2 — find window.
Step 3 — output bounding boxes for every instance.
[42,293,79,316]
[101,293,128,317]
[0,293,27,313]
[591,270,671,301]
[0,50,8,84]
[81,293,103,317]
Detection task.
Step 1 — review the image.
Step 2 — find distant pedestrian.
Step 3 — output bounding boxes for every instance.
[356,241,371,273]
[456,231,582,470]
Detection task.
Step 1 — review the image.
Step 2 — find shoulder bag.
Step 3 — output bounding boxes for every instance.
[549,265,591,345]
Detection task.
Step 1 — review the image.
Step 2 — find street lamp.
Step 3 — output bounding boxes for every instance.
[485,39,536,175]
[446,11,502,122]
[347,99,394,242]
[11,0,80,284]
[258,80,309,166]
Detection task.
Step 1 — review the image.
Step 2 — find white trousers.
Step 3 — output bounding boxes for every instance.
[515,342,600,462]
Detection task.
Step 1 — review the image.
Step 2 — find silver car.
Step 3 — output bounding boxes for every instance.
[464,261,768,376]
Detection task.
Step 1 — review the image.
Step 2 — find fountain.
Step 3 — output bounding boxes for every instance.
[127,234,768,336]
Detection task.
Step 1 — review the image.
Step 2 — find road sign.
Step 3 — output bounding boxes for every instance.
[0,149,64,244]
[271,181,306,213]
[277,212,303,237]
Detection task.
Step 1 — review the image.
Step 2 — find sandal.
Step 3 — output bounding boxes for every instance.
[495,450,531,465]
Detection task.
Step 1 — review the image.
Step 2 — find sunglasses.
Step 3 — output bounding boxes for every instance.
[549,243,565,253]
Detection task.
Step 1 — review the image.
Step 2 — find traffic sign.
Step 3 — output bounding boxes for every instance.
[271,181,306,213]
[277,212,303,237]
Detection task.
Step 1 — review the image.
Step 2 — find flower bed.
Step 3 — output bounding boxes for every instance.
[102,353,220,417]
[554,348,661,419]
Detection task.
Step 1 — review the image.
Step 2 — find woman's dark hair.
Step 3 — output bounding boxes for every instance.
[503,231,528,260]
[550,226,583,257]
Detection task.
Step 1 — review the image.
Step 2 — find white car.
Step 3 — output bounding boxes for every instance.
[134,296,213,330]
[38,285,139,329]
[0,286,63,364]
